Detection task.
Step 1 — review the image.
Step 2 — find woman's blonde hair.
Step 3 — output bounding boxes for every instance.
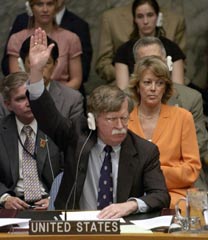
[128,55,173,104]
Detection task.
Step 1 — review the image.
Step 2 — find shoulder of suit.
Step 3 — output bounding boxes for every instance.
[64,8,89,26]
[164,103,192,117]
[51,81,82,97]
[161,8,185,21]
[102,3,131,17]
[16,12,29,21]
[173,83,202,98]
[0,114,15,130]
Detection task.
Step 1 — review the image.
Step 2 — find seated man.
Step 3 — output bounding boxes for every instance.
[0,35,84,120]
[27,28,170,219]
[20,35,84,120]
[0,72,63,210]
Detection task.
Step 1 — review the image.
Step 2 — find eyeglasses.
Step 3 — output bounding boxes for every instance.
[141,80,165,88]
[105,116,129,125]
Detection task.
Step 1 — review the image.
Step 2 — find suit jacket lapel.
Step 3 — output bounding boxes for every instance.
[117,134,138,202]
[152,104,170,143]
[76,131,97,191]
[168,85,182,107]
[60,9,73,29]
[1,115,19,183]
[49,81,64,112]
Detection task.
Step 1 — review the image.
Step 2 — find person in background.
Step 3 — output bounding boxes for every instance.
[20,35,84,120]
[115,0,185,90]
[27,28,170,218]
[6,0,82,91]
[0,72,63,210]
[127,55,201,209]
[0,35,84,121]
[95,0,186,84]
[131,37,208,186]
[1,0,92,97]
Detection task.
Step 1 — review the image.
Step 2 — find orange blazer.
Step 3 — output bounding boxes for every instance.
[128,104,201,209]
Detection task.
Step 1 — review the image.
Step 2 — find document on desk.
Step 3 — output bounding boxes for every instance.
[120,224,152,233]
[60,210,125,222]
[131,215,173,230]
[0,218,30,228]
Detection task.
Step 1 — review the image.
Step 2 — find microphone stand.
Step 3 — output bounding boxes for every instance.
[64,130,93,221]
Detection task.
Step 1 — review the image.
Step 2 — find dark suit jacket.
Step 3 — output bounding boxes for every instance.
[29,90,170,211]
[0,114,62,197]
[48,80,84,120]
[1,9,92,83]
[0,80,84,120]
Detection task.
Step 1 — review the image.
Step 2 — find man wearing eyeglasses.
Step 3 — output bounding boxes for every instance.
[27,28,170,219]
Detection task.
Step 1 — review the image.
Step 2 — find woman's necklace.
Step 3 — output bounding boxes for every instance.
[138,109,160,120]
[138,107,161,140]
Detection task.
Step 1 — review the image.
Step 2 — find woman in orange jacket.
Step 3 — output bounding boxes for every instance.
[128,55,201,209]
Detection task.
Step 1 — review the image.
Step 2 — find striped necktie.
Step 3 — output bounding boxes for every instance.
[22,125,42,202]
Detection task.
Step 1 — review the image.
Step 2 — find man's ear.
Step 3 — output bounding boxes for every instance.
[4,100,12,112]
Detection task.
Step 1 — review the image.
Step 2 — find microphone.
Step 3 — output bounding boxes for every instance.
[64,129,93,221]
[44,134,55,182]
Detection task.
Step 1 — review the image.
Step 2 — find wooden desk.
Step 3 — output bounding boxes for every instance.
[0,232,208,240]
[1,209,208,239]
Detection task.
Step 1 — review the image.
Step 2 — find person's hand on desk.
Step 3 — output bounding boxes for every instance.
[4,196,49,210]
[4,196,29,210]
[97,200,138,219]
[32,198,49,210]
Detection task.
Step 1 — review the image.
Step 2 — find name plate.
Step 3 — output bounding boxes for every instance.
[29,220,120,235]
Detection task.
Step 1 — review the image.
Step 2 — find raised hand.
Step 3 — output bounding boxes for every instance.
[29,27,54,83]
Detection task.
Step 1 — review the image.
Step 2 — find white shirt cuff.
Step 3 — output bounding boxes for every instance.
[128,197,150,213]
[26,79,44,100]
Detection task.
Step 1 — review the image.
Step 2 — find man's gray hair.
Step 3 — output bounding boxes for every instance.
[0,72,28,101]
[133,36,167,62]
[87,85,134,117]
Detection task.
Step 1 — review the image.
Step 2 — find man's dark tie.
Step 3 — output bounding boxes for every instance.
[22,125,42,202]
[97,145,113,210]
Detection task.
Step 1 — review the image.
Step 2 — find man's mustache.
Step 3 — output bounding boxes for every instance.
[112,128,127,135]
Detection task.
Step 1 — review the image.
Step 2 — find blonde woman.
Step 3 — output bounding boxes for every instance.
[7,0,82,90]
[128,56,201,209]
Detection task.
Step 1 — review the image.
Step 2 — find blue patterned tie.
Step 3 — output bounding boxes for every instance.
[97,145,113,210]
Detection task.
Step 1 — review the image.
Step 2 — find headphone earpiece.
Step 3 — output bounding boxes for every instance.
[87,112,96,130]
[156,12,163,27]
[25,1,33,17]
[166,56,173,71]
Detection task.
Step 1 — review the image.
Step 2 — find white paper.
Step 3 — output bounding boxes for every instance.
[60,210,125,222]
[0,218,30,228]
[131,215,173,230]
[120,224,152,233]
